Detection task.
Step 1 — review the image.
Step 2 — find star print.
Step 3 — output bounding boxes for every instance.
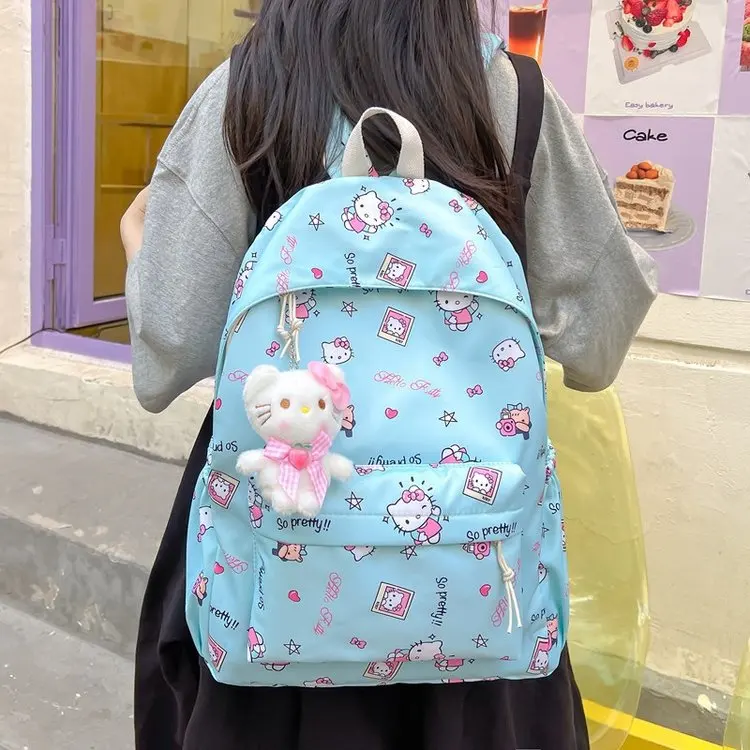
[284,639,301,656]
[251,252,258,260]
[347,492,363,511]
[506,261,513,268]
[476,313,483,320]
[439,411,458,427]
[382,516,391,524]
[309,213,325,231]
[341,301,358,317]
[429,634,437,641]
[443,515,450,523]
[313,310,321,317]
[542,524,549,538]
[472,634,489,649]
[401,546,417,560]
[477,226,488,240]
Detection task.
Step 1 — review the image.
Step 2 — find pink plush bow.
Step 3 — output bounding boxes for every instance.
[264,431,333,506]
[308,361,350,410]
[400,487,426,503]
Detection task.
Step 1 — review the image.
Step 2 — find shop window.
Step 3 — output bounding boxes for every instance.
[41,0,258,354]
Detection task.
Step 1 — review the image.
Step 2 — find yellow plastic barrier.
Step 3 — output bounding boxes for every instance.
[586,701,722,750]
[723,637,750,749]
[547,361,650,750]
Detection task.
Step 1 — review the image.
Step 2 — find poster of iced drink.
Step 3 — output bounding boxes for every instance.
[508,1,549,64]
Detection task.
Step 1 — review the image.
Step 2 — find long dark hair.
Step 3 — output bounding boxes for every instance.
[224,0,516,234]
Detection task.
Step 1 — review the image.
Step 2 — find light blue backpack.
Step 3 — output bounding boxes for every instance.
[186,43,568,688]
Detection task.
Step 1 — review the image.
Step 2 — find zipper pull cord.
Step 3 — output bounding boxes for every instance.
[497,542,522,634]
[277,293,302,367]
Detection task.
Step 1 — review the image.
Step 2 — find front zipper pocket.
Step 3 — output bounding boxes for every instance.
[246,462,533,672]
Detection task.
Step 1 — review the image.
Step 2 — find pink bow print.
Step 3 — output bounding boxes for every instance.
[334,337,350,349]
[264,431,333,508]
[308,361,351,410]
[420,223,432,238]
[497,358,516,371]
[378,201,393,221]
[400,487,426,503]
[350,638,367,650]
[266,341,280,357]
[433,352,448,367]
[449,199,463,213]
[467,385,483,398]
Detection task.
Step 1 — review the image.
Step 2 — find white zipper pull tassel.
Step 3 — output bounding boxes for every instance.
[277,293,303,366]
[497,542,522,634]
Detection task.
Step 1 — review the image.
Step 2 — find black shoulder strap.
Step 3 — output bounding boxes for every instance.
[505,52,545,273]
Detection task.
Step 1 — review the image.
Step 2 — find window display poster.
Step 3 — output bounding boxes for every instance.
[700,119,750,301]
[719,0,750,113]
[479,0,750,301]
[585,0,728,116]
[584,116,714,297]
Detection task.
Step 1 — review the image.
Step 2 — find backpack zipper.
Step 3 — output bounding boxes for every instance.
[497,542,522,633]
[277,293,303,368]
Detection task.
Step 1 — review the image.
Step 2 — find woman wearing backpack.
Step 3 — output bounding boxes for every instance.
[122,2,657,749]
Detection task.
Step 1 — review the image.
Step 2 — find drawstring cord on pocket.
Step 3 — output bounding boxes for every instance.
[277,293,302,367]
[497,542,522,634]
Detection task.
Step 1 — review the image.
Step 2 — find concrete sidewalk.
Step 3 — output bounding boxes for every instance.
[0,416,182,658]
[0,601,132,750]
[0,415,730,744]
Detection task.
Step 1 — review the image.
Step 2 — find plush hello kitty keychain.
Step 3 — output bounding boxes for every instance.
[236,361,354,518]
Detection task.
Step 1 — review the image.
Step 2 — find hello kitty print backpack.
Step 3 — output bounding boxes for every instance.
[186,44,569,688]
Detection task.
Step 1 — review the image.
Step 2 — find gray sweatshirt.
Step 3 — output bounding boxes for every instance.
[126,52,658,414]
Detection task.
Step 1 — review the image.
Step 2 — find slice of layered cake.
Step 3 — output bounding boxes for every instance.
[615,161,675,232]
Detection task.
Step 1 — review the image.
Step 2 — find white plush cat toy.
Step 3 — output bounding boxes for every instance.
[236,361,354,518]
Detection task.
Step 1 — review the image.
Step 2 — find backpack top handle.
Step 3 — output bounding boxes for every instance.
[341,107,425,180]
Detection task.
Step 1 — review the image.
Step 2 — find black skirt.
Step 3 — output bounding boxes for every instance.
[134,412,590,750]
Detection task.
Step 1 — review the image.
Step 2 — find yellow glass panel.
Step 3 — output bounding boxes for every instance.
[93,1,260,304]
[547,360,650,750]
[724,637,750,749]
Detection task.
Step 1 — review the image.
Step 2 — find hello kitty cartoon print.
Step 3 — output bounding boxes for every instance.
[293,290,317,321]
[197,506,213,542]
[403,178,430,195]
[435,292,479,332]
[491,338,526,371]
[264,211,282,231]
[386,486,442,545]
[342,191,394,236]
[389,639,464,672]
[322,337,353,365]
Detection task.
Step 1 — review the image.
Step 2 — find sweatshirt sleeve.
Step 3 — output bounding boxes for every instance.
[487,54,659,392]
[125,62,257,413]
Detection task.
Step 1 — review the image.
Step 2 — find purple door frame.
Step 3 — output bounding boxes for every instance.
[58,0,128,328]
[31,0,131,363]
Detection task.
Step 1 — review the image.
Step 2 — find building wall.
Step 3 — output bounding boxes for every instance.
[0,0,31,350]
[0,0,748,696]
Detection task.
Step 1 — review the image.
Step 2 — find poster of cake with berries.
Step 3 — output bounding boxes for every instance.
[585,0,727,114]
